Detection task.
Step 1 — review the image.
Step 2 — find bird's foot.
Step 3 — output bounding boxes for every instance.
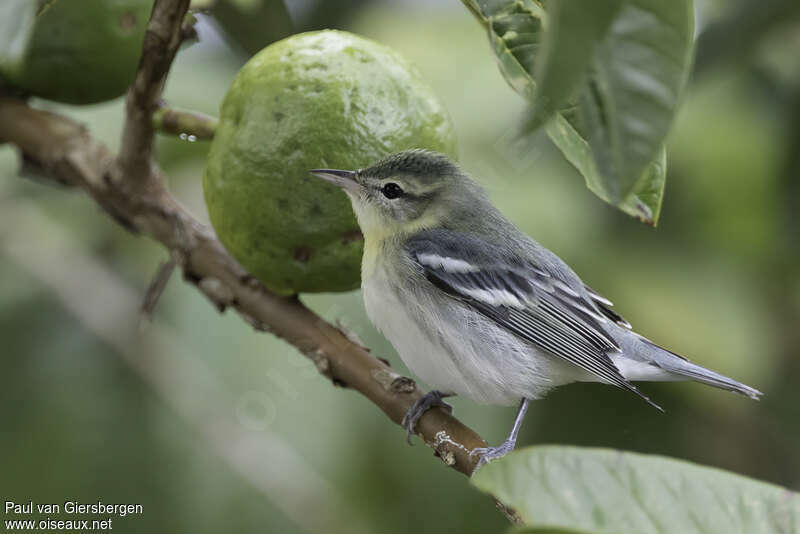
[470,438,517,470]
[401,390,453,444]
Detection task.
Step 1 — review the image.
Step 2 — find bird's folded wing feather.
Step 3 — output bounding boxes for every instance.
[405,230,660,409]
[584,284,632,328]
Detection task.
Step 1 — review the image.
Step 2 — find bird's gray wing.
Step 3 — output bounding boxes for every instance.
[583,284,632,328]
[406,230,661,409]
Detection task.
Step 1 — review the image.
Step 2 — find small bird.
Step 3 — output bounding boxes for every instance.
[311,150,761,469]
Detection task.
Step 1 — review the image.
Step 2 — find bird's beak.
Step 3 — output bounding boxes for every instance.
[309,168,362,194]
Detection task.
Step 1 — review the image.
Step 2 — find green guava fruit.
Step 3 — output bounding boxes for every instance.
[203,30,457,295]
[1,0,152,104]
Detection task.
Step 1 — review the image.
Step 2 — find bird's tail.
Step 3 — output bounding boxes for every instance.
[641,339,763,400]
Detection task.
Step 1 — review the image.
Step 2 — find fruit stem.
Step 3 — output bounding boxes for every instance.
[152,105,218,141]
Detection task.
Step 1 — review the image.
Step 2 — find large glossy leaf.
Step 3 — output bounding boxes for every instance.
[463,0,689,224]
[473,446,800,534]
[530,0,624,128]
[625,146,666,225]
[577,0,693,203]
[0,0,36,78]
[545,115,666,224]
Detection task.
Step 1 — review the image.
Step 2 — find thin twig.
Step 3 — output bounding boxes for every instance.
[140,257,177,321]
[117,0,192,187]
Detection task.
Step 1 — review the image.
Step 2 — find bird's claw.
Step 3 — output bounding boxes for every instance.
[401,390,453,445]
[470,439,517,471]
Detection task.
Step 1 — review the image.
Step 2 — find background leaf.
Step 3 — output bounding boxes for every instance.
[473,446,800,534]
[693,0,800,76]
[0,0,36,78]
[210,0,293,57]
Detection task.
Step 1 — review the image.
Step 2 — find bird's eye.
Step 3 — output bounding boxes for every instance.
[381,182,404,199]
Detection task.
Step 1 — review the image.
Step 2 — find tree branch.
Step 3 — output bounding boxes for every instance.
[118,0,192,187]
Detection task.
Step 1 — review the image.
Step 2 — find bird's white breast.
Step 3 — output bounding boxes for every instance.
[362,266,468,396]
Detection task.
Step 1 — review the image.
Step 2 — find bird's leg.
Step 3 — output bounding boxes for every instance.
[401,390,454,444]
[470,398,530,470]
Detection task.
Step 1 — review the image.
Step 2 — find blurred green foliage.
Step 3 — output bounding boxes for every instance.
[1,1,799,533]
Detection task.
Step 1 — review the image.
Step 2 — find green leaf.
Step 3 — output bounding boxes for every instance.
[472,446,800,534]
[462,0,547,101]
[530,0,625,128]
[462,0,690,224]
[0,0,36,78]
[577,0,693,203]
[624,146,666,225]
[544,116,666,224]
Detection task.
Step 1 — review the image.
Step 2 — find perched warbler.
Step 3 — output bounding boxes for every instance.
[311,150,761,468]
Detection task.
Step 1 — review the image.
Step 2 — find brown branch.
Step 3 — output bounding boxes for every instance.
[117,0,192,187]
[140,257,177,321]
[0,99,489,477]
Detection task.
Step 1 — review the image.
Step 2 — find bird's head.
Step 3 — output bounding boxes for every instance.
[311,149,482,240]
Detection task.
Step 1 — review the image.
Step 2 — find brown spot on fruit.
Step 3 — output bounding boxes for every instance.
[294,246,314,262]
[119,11,137,32]
[340,229,363,244]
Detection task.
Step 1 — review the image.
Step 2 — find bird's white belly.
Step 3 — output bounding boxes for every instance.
[362,267,583,405]
[363,278,467,397]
